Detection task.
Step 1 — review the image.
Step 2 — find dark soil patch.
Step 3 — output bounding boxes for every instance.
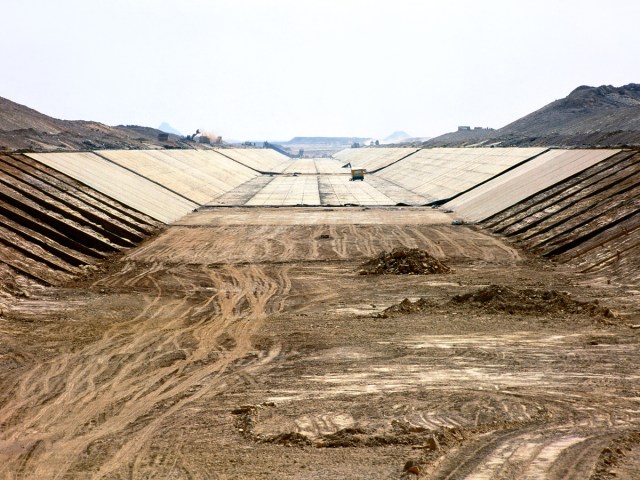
[359,248,452,275]
[261,432,313,447]
[450,285,616,317]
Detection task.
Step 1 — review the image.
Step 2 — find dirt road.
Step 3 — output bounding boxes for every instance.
[0,207,638,479]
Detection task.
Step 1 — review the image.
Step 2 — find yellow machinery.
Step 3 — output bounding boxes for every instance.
[350,168,366,181]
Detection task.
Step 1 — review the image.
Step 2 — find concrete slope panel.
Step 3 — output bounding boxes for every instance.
[245,176,321,206]
[376,147,547,200]
[333,148,420,172]
[219,149,293,173]
[418,147,548,199]
[27,152,197,223]
[249,148,295,171]
[444,149,620,222]
[279,158,351,175]
[332,148,352,161]
[319,176,397,205]
[206,176,276,206]
[96,150,225,204]
[97,149,255,204]
[313,158,349,174]
[0,168,130,252]
[282,159,317,174]
[150,150,258,191]
[364,176,434,205]
[14,154,162,230]
[484,151,639,235]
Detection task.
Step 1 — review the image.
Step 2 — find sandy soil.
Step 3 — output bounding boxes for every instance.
[1,207,639,479]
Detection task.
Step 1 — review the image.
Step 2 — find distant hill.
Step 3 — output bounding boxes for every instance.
[0,96,191,152]
[422,128,495,147]
[278,136,371,157]
[426,83,640,147]
[284,137,369,145]
[384,131,411,143]
[158,122,182,135]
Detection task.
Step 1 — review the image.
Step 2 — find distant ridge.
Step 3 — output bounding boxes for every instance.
[284,137,369,145]
[384,131,411,143]
[0,96,190,152]
[0,96,66,133]
[426,83,640,147]
[158,122,182,136]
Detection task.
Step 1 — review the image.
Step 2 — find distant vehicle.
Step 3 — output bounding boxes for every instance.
[350,168,366,181]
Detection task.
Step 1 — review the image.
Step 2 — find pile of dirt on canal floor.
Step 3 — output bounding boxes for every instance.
[378,297,439,318]
[359,248,452,275]
[449,284,617,317]
[379,285,619,319]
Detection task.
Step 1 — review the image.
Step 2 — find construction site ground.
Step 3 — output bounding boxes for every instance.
[1,207,640,479]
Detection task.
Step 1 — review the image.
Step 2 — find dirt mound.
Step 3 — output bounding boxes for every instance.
[450,285,616,317]
[359,248,452,275]
[379,297,438,318]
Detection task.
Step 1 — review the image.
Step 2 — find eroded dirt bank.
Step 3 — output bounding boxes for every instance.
[0,207,639,479]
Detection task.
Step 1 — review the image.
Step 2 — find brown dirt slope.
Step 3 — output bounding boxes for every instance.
[0,96,191,152]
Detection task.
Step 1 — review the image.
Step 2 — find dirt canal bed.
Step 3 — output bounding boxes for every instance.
[1,207,639,479]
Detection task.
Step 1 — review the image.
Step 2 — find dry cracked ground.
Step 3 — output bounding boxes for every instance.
[1,207,639,479]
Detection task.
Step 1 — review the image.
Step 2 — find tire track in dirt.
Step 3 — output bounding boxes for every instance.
[421,369,640,479]
[0,262,292,479]
[6,207,607,478]
[430,427,618,480]
[89,265,290,479]
[125,225,521,266]
[255,328,640,479]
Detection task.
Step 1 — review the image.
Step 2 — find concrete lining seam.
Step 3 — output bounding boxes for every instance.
[91,151,200,207]
[476,149,619,226]
[484,151,638,230]
[363,148,422,174]
[19,154,163,228]
[211,149,269,174]
[433,148,552,207]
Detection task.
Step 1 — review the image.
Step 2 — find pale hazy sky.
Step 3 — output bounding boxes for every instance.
[2,0,639,140]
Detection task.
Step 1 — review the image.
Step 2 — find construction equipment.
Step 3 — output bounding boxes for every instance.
[186,129,201,141]
[350,168,366,181]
